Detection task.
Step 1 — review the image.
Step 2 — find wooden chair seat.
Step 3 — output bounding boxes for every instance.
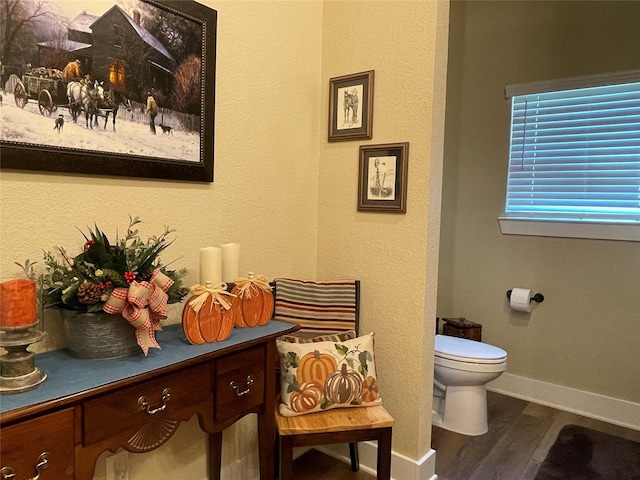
[276,405,394,479]
[276,404,394,435]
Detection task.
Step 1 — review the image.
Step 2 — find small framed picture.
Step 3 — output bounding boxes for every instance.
[358,142,409,213]
[328,70,374,142]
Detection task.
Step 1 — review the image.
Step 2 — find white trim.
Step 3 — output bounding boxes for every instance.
[498,217,640,242]
[317,443,437,480]
[488,372,640,431]
[504,69,640,98]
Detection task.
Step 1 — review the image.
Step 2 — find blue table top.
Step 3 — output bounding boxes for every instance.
[0,321,294,415]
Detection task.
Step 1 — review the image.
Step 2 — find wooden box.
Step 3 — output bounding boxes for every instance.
[442,317,482,342]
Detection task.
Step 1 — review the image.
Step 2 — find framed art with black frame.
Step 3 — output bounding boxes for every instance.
[328,70,374,142]
[0,0,217,182]
[358,142,409,213]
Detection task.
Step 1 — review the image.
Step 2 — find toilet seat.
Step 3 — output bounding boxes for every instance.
[435,334,507,364]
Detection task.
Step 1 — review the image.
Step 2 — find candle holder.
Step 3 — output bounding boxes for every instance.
[0,276,47,394]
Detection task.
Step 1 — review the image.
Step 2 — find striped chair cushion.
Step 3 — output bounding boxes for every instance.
[273,278,358,339]
[278,329,357,344]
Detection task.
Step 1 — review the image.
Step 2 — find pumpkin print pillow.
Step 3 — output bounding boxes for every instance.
[276,332,382,417]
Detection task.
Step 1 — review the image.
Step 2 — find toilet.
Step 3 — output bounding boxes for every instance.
[432,334,507,436]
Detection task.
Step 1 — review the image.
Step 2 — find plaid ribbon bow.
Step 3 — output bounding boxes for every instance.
[103,269,174,355]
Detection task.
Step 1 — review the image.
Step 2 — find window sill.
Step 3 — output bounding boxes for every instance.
[498,217,640,242]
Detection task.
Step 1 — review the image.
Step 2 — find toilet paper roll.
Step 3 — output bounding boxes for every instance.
[199,247,222,285]
[510,288,532,312]
[221,243,240,283]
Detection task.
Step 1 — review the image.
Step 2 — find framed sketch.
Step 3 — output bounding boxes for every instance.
[328,70,374,142]
[0,0,216,182]
[358,142,409,213]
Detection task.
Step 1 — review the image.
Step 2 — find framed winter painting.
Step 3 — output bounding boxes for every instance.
[0,0,216,182]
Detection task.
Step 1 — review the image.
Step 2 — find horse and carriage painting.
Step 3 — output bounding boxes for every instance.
[13,67,131,131]
[0,0,217,182]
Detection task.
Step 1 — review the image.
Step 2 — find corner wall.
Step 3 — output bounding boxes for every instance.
[318,0,449,464]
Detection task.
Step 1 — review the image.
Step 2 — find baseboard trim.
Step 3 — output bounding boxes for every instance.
[317,443,437,480]
[488,372,640,431]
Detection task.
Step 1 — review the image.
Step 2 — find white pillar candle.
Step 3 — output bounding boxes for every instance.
[199,247,222,285]
[221,243,240,283]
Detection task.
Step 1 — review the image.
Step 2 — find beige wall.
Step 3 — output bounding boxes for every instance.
[1,1,323,478]
[318,0,448,463]
[0,0,447,478]
[439,1,640,404]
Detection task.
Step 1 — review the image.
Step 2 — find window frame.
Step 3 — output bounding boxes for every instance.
[112,24,124,48]
[108,59,126,90]
[500,70,640,242]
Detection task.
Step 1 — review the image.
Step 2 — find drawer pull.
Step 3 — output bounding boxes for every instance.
[229,375,254,397]
[0,467,13,480]
[1,452,49,480]
[138,388,171,415]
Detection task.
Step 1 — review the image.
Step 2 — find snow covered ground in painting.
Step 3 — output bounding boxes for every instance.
[0,94,200,162]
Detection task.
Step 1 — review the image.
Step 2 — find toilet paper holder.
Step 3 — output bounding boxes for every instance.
[506,290,544,303]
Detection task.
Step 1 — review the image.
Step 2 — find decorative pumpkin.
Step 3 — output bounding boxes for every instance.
[231,283,261,327]
[297,350,337,384]
[324,364,363,405]
[182,300,206,344]
[259,286,274,326]
[289,380,324,413]
[231,274,273,328]
[230,291,246,328]
[361,376,379,403]
[182,289,234,345]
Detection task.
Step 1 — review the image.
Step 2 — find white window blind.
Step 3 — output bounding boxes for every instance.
[501,71,640,240]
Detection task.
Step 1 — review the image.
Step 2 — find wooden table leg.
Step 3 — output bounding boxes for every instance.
[258,340,277,479]
[278,435,294,480]
[349,442,360,471]
[208,432,223,480]
[258,410,276,479]
[376,427,393,480]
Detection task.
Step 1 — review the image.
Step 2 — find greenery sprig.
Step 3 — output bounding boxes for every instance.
[38,216,188,313]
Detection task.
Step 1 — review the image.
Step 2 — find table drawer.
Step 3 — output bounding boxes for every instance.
[1,408,74,479]
[215,345,265,422]
[83,364,211,446]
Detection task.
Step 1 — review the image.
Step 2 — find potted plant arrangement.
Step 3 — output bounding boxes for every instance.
[38,216,188,358]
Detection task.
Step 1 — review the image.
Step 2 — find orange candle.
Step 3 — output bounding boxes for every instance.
[0,278,37,328]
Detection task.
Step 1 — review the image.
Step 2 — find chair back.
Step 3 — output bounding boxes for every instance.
[273,278,359,340]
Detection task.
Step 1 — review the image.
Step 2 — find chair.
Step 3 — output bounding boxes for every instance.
[273,278,360,342]
[273,278,394,479]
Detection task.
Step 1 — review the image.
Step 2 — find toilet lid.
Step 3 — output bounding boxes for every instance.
[435,335,507,363]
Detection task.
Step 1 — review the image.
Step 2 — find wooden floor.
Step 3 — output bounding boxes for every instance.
[293,449,376,480]
[293,391,640,479]
[433,391,640,479]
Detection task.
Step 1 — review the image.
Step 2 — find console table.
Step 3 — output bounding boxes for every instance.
[0,321,296,480]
